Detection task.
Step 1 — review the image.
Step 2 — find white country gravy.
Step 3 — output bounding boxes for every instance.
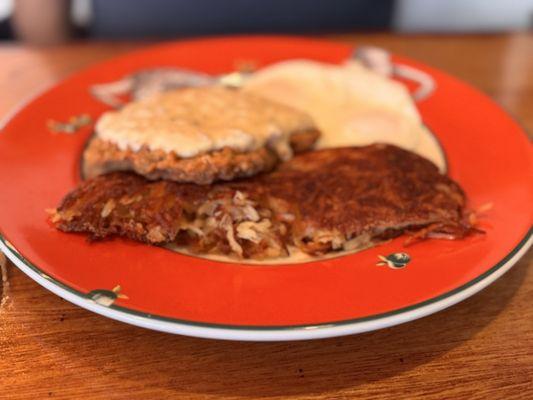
[244,59,446,171]
[96,86,315,159]
[166,243,375,265]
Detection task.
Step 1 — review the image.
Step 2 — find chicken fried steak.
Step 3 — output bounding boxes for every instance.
[53,144,474,259]
[83,86,319,184]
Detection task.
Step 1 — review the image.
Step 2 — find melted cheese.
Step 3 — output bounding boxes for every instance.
[96,86,314,158]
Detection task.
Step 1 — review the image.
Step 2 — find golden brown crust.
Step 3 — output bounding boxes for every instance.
[289,128,320,153]
[259,144,466,237]
[82,129,319,184]
[56,145,471,258]
[56,144,473,259]
[54,172,209,243]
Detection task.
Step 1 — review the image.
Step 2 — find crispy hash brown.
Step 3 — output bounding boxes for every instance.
[53,144,475,259]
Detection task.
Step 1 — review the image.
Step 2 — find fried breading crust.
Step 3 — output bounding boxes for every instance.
[82,129,320,184]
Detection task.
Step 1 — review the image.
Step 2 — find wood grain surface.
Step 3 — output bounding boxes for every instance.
[0,34,532,400]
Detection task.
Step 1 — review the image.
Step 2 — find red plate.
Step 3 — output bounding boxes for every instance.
[0,37,531,341]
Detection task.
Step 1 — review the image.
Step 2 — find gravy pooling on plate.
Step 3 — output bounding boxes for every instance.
[244,59,446,170]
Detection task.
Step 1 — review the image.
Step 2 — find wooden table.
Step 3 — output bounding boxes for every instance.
[1,34,532,400]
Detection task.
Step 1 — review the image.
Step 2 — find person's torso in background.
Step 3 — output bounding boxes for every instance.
[90,0,394,38]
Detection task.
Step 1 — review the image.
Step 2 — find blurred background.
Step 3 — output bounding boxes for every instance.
[0,0,532,44]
